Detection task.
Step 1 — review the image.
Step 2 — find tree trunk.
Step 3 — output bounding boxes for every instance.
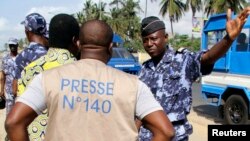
[170,17,174,35]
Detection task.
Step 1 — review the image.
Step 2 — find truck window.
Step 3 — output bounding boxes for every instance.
[236,29,249,52]
[207,30,227,49]
[236,33,248,51]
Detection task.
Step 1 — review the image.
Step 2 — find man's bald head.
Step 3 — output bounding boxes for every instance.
[79,20,113,47]
[79,20,114,63]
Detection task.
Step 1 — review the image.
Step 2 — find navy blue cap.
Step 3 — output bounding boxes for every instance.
[21,13,48,38]
[8,37,18,45]
[141,16,165,36]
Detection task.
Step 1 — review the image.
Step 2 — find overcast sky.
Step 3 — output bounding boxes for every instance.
[0,0,201,50]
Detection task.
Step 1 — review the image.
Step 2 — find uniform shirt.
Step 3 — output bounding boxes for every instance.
[14,42,47,79]
[138,46,213,140]
[17,48,76,141]
[1,53,16,96]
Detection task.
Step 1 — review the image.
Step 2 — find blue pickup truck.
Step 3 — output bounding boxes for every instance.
[107,34,141,75]
[201,12,250,124]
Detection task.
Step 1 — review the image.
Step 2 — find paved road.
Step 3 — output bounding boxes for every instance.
[0,82,223,140]
[189,82,223,141]
[0,110,6,140]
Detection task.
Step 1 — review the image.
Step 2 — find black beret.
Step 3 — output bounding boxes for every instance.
[141,16,165,36]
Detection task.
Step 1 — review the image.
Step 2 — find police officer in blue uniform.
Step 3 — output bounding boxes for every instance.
[137,8,250,141]
[12,12,48,97]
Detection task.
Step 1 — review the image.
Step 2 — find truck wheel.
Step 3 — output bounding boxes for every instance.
[224,95,248,124]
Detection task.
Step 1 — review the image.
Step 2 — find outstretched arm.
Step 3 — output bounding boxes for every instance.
[201,7,250,65]
[5,102,38,141]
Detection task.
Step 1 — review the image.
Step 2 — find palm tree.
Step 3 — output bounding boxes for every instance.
[96,1,108,20]
[74,0,144,51]
[159,0,186,35]
[109,0,121,8]
[109,0,142,40]
[75,12,84,24]
[107,7,125,35]
[145,0,157,17]
[204,0,214,18]
[185,0,202,17]
[83,0,96,20]
[204,0,247,17]
[110,0,142,18]
[75,0,109,23]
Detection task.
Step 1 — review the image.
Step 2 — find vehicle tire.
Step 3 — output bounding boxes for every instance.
[224,95,248,124]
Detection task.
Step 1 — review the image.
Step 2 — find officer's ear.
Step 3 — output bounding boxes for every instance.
[107,42,113,61]
[165,33,169,39]
[165,33,169,43]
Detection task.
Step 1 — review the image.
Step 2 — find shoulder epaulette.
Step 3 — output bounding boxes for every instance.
[176,47,187,53]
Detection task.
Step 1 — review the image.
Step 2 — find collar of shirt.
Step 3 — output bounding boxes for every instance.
[162,47,175,63]
[80,58,106,66]
[47,47,75,60]
[27,42,45,49]
[146,46,175,70]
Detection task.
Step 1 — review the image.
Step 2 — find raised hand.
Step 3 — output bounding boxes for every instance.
[226,7,250,40]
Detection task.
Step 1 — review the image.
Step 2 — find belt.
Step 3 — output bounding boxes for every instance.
[172,119,185,126]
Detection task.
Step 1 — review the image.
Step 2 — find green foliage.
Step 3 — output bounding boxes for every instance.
[159,0,186,35]
[73,0,247,53]
[204,0,247,17]
[123,39,144,52]
[192,37,201,51]
[169,34,201,51]
[185,0,202,17]
[75,0,144,51]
